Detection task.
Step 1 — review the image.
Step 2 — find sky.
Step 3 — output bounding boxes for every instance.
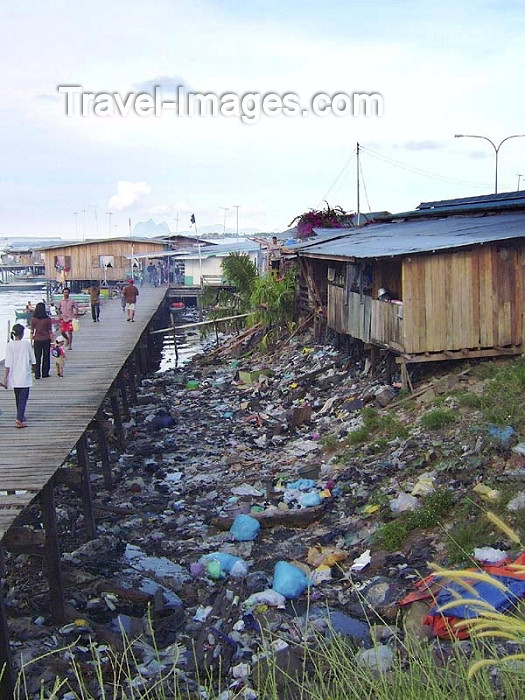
[2,0,525,239]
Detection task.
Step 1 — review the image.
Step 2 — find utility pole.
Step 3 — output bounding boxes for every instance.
[356,142,361,226]
[220,207,229,234]
[233,205,240,237]
[73,212,78,240]
[107,211,113,236]
[518,174,524,191]
[174,212,180,234]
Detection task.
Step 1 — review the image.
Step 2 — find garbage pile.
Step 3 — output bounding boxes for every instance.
[6,334,525,697]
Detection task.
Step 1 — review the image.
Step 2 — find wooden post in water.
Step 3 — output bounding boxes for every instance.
[40,480,65,623]
[76,434,96,538]
[0,549,15,699]
[110,392,126,449]
[95,416,113,490]
[171,317,178,365]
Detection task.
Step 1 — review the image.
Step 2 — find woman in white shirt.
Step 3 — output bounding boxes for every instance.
[3,323,36,428]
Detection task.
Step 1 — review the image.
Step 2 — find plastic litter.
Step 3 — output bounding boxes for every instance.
[390,492,419,513]
[350,549,371,571]
[243,589,287,609]
[487,424,515,448]
[473,483,500,501]
[287,478,317,490]
[356,645,394,672]
[300,492,322,507]
[507,492,525,511]
[272,561,310,599]
[200,552,249,579]
[229,514,261,541]
[411,472,436,497]
[473,547,508,564]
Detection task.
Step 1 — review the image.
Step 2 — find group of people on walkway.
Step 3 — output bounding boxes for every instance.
[2,282,141,428]
[1,288,79,427]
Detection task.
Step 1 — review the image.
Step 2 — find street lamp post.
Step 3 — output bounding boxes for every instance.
[220,207,229,234]
[455,134,525,194]
[517,174,524,191]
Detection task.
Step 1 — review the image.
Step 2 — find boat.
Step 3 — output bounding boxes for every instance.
[14,309,33,322]
[15,305,88,322]
[169,302,186,316]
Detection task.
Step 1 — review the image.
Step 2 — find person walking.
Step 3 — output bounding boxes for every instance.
[122,279,139,322]
[30,302,53,379]
[88,282,101,322]
[2,323,36,428]
[52,336,67,377]
[57,287,79,349]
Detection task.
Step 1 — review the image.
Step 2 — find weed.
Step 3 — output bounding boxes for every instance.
[420,408,457,430]
[345,426,369,446]
[456,391,484,409]
[377,520,409,551]
[320,433,340,451]
[377,489,455,551]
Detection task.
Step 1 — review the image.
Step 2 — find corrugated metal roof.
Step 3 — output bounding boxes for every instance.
[285,212,525,260]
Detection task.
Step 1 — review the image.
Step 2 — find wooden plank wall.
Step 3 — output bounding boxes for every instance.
[370,299,404,348]
[327,286,371,341]
[402,245,523,354]
[42,241,166,282]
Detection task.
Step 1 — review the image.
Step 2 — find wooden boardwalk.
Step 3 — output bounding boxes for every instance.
[0,286,167,540]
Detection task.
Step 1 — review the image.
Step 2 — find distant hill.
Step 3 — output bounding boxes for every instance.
[133,219,171,236]
[132,219,264,237]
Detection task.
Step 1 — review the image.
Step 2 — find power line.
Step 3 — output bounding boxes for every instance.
[360,145,493,189]
[319,150,357,206]
[359,160,371,213]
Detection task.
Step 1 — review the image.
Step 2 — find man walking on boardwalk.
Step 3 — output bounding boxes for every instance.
[88,282,101,322]
[58,287,79,349]
[122,279,139,322]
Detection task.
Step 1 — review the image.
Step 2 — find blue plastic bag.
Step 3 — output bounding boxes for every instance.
[300,492,322,507]
[200,552,247,579]
[230,514,261,541]
[272,561,310,599]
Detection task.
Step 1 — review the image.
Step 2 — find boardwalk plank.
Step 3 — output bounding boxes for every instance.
[0,287,166,539]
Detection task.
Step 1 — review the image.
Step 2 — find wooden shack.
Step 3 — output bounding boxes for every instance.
[36,237,167,288]
[288,200,525,374]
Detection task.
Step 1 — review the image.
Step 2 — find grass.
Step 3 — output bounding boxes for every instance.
[420,408,457,430]
[13,605,525,700]
[345,407,408,447]
[377,488,455,551]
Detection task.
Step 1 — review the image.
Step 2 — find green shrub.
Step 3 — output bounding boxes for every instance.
[420,408,457,430]
[377,520,409,551]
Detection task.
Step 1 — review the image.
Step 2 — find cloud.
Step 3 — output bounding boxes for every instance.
[108,181,151,211]
[133,75,192,95]
[402,141,444,151]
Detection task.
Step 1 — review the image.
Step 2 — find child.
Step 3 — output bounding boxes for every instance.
[52,336,67,377]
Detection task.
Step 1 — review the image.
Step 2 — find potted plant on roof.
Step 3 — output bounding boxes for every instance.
[288,201,352,239]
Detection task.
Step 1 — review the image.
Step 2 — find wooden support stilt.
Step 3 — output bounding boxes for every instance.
[96,418,113,491]
[110,392,126,449]
[0,549,15,699]
[125,361,137,405]
[76,435,96,539]
[118,374,130,421]
[400,362,414,393]
[172,323,179,365]
[40,481,65,623]
[370,345,379,373]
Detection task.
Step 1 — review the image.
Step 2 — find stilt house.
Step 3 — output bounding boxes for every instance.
[287,192,525,376]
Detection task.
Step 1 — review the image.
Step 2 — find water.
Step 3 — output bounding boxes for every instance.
[0,290,207,368]
[0,288,48,361]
